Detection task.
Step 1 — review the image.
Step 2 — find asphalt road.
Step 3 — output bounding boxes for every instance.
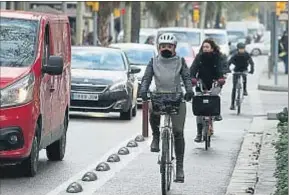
[1,56,282,195]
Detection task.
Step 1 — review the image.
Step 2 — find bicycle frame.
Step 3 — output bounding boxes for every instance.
[233,72,247,115]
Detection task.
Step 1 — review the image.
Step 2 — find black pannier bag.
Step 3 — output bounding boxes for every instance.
[192,95,221,116]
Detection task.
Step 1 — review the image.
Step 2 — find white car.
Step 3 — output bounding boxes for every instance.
[156,27,205,55]
[204,29,230,56]
[109,43,157,104]
[245,40,270,56]
[117,28,157,44]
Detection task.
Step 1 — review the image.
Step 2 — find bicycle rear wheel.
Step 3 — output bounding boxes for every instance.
[161,129,171,195]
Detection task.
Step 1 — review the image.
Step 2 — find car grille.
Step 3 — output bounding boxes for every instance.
[71,100,115,108]
[71,85,107,93]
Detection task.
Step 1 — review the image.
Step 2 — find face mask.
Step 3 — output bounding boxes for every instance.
[202,52,214,58]
[160,49,173,58]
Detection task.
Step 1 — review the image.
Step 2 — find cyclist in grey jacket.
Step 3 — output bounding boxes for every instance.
[140,33,194,183]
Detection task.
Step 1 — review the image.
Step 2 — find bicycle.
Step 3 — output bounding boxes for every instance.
[192,81,221,150]
[233,71,248,115]
[150,92,183,195]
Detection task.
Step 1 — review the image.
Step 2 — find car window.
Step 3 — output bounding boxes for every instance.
[71,50,125,71]
[227,31,245,39]
[176,46,192,57]
[157,31,201,46]
[0,17,39,67]
[205,33,227,45]
[123,49,154,65]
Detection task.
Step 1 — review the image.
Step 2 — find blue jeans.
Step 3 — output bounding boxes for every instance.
[280,54,288,74]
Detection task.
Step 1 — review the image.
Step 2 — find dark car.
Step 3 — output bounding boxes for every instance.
[70,46,141,120]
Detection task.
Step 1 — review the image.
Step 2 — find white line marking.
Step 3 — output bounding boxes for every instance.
[45,134,152,195]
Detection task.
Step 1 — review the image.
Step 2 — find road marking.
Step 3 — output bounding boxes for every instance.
[46,134,152,195]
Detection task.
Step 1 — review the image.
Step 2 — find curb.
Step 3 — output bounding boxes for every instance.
[225,117,265,195]
[257,84,288,92]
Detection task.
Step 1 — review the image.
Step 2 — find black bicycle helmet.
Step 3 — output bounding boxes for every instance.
[237,42,246,49]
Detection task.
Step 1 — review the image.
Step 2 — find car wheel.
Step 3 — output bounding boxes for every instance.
[120,105,133,120]
[251,48,261,56]
[46,113,68,161]
[132,104,137,117]
[21,125,40,177]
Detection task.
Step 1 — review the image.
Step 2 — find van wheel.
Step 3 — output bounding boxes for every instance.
[21,125,39,177]
[120,105,133,120]
[46,114,68,161]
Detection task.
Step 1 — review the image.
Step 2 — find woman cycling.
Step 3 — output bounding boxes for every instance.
[190,38,225,142]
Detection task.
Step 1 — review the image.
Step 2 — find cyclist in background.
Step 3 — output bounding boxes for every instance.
[190,38,225,143]
[140,33,194,182]
[227,42,254,110]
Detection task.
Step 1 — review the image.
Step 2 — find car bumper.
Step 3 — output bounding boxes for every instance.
[70,90,131,113]
[0,103,36,163]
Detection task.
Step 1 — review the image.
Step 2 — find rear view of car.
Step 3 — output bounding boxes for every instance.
[176,43,195,68]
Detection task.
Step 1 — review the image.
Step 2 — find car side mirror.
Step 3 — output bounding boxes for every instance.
[42,56,64,75]
[228,42,231,46]
[129,66,141,74]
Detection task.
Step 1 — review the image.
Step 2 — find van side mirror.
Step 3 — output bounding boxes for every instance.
[42,56,64,75]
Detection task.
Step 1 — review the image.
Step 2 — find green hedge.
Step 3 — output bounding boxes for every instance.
[274,108,288,195]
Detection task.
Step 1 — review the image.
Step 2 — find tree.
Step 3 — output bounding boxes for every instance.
[145,2,181,27]
[131,1,141,43]
[97,1,119,46]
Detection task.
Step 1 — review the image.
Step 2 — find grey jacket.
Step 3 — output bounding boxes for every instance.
[140,55,193,95]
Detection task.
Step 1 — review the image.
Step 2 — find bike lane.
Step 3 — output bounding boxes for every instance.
[89,57,266,195]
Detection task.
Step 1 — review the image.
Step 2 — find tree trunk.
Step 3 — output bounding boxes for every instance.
[131,2,140,43]
[123,2,131,42]
[214,3,222,29]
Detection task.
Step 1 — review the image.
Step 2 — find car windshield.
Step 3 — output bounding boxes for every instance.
[205,33,227,45]
[0,17,39,67]
[248,28,258,36]
[123,49,154,65]
[176,46,192,57]
[227,31,245,39]
[71,50,125,71]
[157,31,201,46]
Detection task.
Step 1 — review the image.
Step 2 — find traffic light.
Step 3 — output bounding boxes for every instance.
[86,2,99,12]
[276,2,287,16]
[193,9,200,23]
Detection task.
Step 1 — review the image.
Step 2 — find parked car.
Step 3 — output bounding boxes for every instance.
[70,46,140,120]
[109,43,157,104]
[245,40,270,56]
[0,10,71,177]
[117,28,157,44]
[204,29,230,57]
[156,27,205,55]
[176,42,195,68]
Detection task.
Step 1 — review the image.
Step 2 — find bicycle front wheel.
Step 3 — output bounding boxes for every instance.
[161,130,171,195]
[236,87,241,115]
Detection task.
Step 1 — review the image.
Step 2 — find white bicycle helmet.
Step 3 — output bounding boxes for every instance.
[158,33,177,46]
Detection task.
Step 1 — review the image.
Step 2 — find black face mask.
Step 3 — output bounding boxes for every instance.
[202,52,214,58]
[160,50,173,58]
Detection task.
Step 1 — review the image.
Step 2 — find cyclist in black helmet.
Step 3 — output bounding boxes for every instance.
[227,42,255,110]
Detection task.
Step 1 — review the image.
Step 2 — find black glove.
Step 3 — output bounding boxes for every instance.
[184,92,194,102]
[141,92,148,101]
[249,69,254,74]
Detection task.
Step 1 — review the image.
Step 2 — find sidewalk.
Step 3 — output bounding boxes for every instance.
[225,117,278,195]
[258,60,288,92]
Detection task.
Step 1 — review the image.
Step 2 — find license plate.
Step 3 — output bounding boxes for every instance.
[72,93,99,101]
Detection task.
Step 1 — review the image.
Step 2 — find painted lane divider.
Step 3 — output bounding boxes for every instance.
[48,134,149,195]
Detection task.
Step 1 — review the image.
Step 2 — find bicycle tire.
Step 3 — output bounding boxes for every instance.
[161,129,169,195]
[203,124,209,150]
[166,135,174,191]
[236,87,241,115]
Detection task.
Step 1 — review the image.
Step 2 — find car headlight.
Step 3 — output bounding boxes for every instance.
[109,81,127,92]
[0,73,35,108]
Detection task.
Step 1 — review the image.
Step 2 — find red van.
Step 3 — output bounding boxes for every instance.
[0,10,71,177]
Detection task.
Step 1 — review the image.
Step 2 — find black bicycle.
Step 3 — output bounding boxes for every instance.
[192,81,221,150]
[233,71,248,115]
[150,92,182,195]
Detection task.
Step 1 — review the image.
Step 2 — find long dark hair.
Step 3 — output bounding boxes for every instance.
[199,38,221,54]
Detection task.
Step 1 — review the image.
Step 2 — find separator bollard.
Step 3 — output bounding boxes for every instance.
[142,101,149,137]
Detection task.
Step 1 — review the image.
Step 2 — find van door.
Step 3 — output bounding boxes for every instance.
[39,23,53,148]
